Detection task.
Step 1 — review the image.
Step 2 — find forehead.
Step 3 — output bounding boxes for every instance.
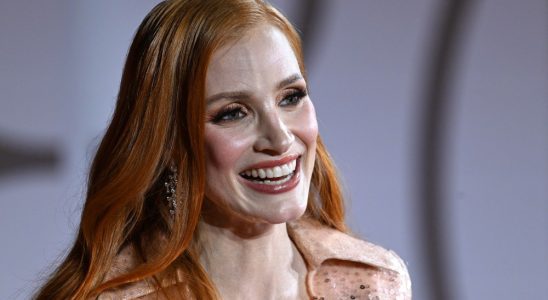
[205,25,301,96]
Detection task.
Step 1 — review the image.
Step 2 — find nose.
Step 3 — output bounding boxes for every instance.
[253,112,294,155]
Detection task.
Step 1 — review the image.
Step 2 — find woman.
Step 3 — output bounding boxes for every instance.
[36,0,411,299]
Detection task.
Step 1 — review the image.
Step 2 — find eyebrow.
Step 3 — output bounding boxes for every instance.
[206,73,304,105]
[277,73,303,90]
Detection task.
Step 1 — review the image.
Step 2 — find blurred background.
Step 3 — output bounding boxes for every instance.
[1,0,546,299]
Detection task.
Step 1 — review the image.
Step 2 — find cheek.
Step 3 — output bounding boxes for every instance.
[204,127,251,171]
[292,100,319,147]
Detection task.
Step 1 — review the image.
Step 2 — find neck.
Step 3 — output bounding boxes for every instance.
[196,220,308,299]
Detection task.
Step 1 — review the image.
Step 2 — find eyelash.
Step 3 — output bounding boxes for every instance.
[211,88,308,124]
[280,88,307,107]
[211,103,247,123]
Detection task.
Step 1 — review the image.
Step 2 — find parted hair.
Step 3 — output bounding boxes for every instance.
[35,0,346,299]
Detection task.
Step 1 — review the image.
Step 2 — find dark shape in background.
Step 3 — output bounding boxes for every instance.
[0,135,60,177]
[416,1,474,299]
[292,0,327,68]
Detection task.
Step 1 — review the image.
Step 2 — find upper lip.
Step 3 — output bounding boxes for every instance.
[241,154,300,172]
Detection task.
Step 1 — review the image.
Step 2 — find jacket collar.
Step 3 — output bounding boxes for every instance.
[287,217,403,273]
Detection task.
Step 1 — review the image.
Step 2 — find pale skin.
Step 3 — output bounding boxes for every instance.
[198,24,318,299]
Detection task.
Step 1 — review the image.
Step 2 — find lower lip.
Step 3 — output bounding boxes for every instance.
[239,158,301,194]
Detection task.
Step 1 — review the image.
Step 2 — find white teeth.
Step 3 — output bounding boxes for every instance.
[255,173,294,185]
[273,166,282,177]
[281,164,290,174]
[241,158,298,180]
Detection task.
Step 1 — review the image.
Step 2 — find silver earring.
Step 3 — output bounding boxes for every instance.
[164,165,178,215]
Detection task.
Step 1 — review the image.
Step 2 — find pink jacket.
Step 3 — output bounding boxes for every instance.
[98,218,411,299]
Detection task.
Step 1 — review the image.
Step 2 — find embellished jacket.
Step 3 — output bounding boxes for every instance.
[98,218,411,299]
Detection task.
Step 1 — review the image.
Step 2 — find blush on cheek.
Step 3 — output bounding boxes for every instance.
[204,127,252,170]
[294,100,319,146]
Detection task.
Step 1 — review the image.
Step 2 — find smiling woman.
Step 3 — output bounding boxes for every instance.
[35,0,410,299]
[203,25,318,227]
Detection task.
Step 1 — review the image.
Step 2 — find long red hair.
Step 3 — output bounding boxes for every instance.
[35,1,346,299]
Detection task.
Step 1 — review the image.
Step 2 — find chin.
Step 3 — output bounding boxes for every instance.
[258,200,308,224]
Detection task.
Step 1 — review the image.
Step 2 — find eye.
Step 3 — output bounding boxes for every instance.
[211,104,248,123]
[279,88,307,107]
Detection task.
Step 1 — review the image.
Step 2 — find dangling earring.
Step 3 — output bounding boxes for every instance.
[164,165,178,215]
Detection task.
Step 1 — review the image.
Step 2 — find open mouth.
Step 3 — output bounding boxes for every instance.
[238,156,301,193]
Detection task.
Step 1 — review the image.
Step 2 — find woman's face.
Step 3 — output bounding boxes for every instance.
[203,25,318,225]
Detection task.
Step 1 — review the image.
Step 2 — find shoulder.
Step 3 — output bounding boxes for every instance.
[288,218,412,299]
[96,245,186,300]
[94,245,153,299]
